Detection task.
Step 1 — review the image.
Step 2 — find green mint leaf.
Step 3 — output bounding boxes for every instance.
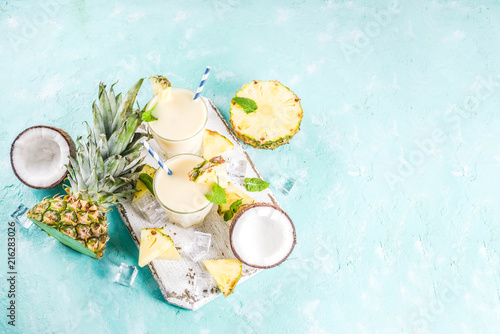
[223,210,233,221]
[141,103,158,122]
[138,173,155,196]
[205,182,227,205]
[233,97,258,114]
[229,198,243,213]
[223,198,244,221]
[244,177,270,192]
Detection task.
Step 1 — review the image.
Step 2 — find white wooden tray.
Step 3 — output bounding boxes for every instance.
[118,99,279,310]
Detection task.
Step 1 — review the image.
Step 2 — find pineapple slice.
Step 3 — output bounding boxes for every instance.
[230,80,303,149]
[133,165,157,201]
[156,246,181,260]
[215,164,228,188]
[188,156,228,188]
[138,228,180,267]
[149,75,172,100]
[203,259,242,297]
[203,129,234,160]
[156,228,181,260]
[218,182,255,215]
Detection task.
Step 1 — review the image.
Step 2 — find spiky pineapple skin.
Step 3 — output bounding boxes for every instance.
[229,80,303,150]
[27,196,109,259]
[231,130,298,150]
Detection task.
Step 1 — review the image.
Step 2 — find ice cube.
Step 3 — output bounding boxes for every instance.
[134,198,166,224]
[11,204,32,229]
[194,231,211,252]
[189,231,212,261]
[227,159,247,179]
[194,272,213,296]
[275,175,296,195]
[114,263,138,286]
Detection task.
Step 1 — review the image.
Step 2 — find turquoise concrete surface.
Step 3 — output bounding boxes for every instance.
[2,0,500,333]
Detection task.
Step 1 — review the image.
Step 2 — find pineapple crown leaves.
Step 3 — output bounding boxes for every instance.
[92,79,145,159]
[66,79,147,206]
[66,124,144,206]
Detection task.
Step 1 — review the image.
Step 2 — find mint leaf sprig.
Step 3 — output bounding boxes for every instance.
[223,198,243,221]
[232,97,258,114]
[138,173,155,195]
[142,103,158,122]
[205,183,227,205]
[243,177,269,192]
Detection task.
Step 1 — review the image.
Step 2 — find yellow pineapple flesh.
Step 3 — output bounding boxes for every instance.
[203,129,234,160]
[138,228,180,267]
[203,259,242,297]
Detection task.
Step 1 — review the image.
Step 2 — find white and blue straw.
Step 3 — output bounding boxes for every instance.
[142,141,172,175]
[193,66,211,101]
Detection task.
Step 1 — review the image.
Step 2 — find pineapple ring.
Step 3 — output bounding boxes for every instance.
[230,80,303,149]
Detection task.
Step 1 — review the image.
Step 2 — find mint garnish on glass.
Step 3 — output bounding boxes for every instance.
[142,103,158,122]
[205,183,227,205]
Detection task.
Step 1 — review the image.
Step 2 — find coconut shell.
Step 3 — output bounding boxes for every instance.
[229,202,297,269]
[10,125,76,189]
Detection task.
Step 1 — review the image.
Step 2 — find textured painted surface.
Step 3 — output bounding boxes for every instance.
[1,0,500,333]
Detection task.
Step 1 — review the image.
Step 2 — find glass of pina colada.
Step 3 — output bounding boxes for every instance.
[153,154,213,228]
[146,76,208,157]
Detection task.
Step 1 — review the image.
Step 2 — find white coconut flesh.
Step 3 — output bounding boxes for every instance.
[231,205,295,268]
[11,126,73,189]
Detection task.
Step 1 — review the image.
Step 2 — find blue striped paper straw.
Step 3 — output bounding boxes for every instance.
[142,141,172,175]
[193,66,211,101]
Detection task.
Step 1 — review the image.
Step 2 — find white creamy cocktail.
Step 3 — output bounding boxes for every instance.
[147,88,208,157]
[153,154,213,228]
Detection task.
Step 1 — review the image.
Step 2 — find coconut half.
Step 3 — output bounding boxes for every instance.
[10,126,76,189]
[230,203,296,269]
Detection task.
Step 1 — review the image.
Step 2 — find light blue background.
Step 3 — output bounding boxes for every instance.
[1,0,500,333]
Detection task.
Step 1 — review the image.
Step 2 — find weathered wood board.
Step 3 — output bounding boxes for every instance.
[118,98,279,310]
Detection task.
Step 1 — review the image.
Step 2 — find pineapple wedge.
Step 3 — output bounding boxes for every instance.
[149,75,172,100]
[156,228,181,260]
[133,165,157,201]
[218,182,255,215]
[203,129,234,160]
[156,246,181,260]
[188,156,228,188]
[138,228,180,267]
[203,259,242,297]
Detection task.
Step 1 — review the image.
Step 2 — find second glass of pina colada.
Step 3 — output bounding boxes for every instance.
[146,76,208,157]
[153,154,213,228]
